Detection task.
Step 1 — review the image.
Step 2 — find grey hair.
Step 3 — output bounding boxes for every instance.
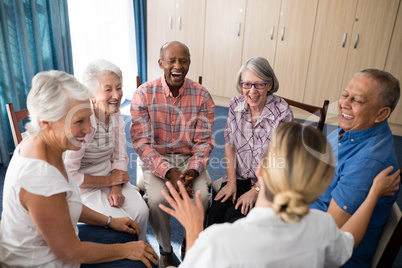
[25,70,93,137]
[355,69,400,113]
[82,59,123,95]
[236,57,279,95]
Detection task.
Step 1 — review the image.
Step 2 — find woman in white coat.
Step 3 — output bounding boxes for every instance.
[160,122,400,267]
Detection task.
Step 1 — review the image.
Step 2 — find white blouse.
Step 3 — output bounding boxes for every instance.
[0,141,82,267]
[180,207,354,268]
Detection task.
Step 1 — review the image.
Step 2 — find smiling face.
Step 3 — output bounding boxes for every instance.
[338,75,387,132]
[49,100,92,151]
[158,42,190,93]
[241,69,272,111]
[93,73,123,117]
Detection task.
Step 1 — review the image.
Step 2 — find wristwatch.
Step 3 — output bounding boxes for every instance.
[252,184,260,193]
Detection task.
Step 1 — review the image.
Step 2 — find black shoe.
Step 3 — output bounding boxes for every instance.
[159,252,175,268]
[180,237,186,260]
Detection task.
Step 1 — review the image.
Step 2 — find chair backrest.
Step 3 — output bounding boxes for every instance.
[371,202,402,268]
[6,103,29,147]
[280,97,329,132]
[136,75,203,87]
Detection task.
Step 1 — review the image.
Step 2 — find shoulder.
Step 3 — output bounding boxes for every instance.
[137,78,163,94]
[10,156,71,196]
[185,78,212,98]
[228,95,245,110]
[270,95,292,110]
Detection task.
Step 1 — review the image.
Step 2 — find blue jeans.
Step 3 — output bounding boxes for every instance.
[78,224,156,268]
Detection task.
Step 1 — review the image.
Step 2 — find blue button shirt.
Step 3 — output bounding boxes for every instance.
[311,121,399,268]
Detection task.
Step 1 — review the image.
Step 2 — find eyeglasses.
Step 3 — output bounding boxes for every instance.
[240,82,269,89]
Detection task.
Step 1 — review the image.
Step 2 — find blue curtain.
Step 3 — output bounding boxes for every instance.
[133,0,147,84]
[0,0,73,164]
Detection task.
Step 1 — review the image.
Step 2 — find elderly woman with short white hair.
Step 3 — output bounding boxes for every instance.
[64,59,149,241]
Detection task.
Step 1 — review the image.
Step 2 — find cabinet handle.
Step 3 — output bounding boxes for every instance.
[169,16,172,30]
[237,22,241,36]
[354,34,359,49]
[342,32,347,48]
[270,25,274,40]
[281,27,285,41]
[178,17,181,31]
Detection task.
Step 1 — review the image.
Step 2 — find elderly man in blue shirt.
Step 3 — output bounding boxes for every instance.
[311,69,400,267]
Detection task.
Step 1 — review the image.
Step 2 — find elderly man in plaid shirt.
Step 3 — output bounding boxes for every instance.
[130,41,215,268]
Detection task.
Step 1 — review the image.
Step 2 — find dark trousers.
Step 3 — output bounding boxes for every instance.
[207,179,252,226]
[78,224,157,268]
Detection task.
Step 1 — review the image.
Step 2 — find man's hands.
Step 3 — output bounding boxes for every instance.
[166,168,199,198]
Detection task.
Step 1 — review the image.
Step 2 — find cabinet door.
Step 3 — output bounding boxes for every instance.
[147,0,175,81]
[202,0,246,100]
[273,0,318,101]
[175,0,206,82]
[341,0,400,90]
[303,0,358,107]
[242,0,281,65]
[385,3,402,125]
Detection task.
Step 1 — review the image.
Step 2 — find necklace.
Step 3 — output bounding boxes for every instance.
[97,117,110,132]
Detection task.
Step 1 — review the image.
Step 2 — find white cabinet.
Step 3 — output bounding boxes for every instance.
[147,0,206,82]
[304,0,400,109]
[269,0,318,101]
[203,0,318,104]
[202,0,246,103]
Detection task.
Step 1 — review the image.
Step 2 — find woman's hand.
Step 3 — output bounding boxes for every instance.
[124,241,158,268]
[110,217,141,236]
[214,181,237,204]
[159,181,204,251]
[108,169,130,186]
[108,185,125,208]
[235,189,258,215]
[370,166,400,198]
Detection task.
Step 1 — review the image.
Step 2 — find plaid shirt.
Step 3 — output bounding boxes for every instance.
[130,76,215,179]
[224,94,293,185]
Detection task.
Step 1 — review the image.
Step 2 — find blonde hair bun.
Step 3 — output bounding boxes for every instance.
[272,191,309,223]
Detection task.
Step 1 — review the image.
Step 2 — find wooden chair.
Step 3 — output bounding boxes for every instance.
[280,97,330,133]
[211,97,330,195]
[6,103,29,147]
[134,75,210,195]
[371,202,402,268]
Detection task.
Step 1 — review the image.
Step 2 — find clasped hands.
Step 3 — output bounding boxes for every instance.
[166,168,198,198]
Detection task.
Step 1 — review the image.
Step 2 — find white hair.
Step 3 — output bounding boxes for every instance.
[82,59,123,95]
[25,70,92,137]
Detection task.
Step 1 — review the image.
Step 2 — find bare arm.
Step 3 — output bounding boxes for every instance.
[341,167,400,249]
[20,189,157,266]
[80,169,129,188]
